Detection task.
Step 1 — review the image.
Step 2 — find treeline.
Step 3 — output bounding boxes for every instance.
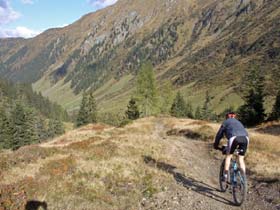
[76,62,280,128]
[75,62,203,127]
[128,62,214,121]
[0,80,69,120]
[165,65,280,126]
[0,79,68,150]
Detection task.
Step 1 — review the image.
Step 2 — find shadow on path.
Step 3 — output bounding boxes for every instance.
[143,155,234,206]
[25,200,48,210]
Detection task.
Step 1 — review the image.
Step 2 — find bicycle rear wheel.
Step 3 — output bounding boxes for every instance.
[219,159,227,192]
[233,169,247,206]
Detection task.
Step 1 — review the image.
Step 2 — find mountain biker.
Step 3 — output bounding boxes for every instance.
[213,112,249,181]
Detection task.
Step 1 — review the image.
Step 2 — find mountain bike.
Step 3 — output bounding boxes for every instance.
[219,146,247,206]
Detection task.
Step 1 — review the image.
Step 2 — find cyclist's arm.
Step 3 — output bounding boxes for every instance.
[213,125,225,150]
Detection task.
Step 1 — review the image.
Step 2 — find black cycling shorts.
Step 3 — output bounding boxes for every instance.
[228,136,248,156]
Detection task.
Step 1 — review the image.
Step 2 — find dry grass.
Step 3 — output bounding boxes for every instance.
[85,140,118,161]
[0,117,173,209]
[1,117,279,209]
[246,131,280,181]
[40,123,113,148]
[39,155,77,177]
[0,145,61,176]
[187,120,208,126]
[77,123,111,132]
[66,136,103,150]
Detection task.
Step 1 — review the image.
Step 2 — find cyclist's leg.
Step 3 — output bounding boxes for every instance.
[224,154,233,172]
[236,136,248,174]
[238,155,246,173]
[225,137,238,175]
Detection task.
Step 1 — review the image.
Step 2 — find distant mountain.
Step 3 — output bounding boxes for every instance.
[1,0,279,113]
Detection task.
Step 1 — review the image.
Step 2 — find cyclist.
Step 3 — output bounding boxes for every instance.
[213,112,249,181]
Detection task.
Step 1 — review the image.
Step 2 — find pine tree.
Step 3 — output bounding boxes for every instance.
[88,92,98,123]
[0,107,12,149]
[238,89,266,126]
[269,89,280,120]
[238,67,266,126]
[135,62,159,116]
[170,92,192,118]
[47,119,64,139]
[22,107,39,145]
[125,98,140,120]
[76,93,90,127]
[202,91,212,120]
[36,117,48,141]
[47,119,55,139]
[194,106,203,120]
[10,103,26,150]
[53,118,65,136]
[254,74,266,122]
[186,102,193,119]
[159,81,174,114]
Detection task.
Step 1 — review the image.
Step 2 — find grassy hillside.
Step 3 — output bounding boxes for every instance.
[0,117,279,209]
[1,0,279,115]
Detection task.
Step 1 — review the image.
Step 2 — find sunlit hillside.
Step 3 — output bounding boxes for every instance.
[1,0,279,114]
[0,117,279,210]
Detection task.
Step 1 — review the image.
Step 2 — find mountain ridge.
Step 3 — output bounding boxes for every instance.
[0,0,279,113]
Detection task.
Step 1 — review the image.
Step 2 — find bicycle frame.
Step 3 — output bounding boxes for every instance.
[230,150,245,185]
[219,148,247,206]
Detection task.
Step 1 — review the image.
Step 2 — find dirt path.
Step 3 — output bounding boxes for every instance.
[142,119,277,210]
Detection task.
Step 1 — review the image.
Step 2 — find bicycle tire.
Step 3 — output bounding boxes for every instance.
[219,159,227,192]
[233,169,247,206]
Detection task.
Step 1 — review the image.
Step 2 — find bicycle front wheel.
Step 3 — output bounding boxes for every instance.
[219,159,227,192]
[233,169,247,206]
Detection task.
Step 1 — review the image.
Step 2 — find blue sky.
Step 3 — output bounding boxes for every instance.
[0,0,118,38]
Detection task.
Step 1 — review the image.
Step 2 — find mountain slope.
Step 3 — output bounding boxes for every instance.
[0,0,279,113]
[0,117,279,209]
